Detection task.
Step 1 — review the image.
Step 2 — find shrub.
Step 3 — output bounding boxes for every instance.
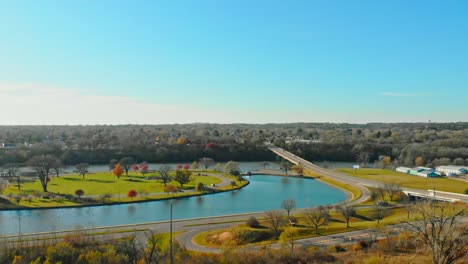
[233,229,273,244]
[75,189,85,198]
[127,190,137,198]
[464,188,468,195]
[246,217,260,228]
[195,182,205,192]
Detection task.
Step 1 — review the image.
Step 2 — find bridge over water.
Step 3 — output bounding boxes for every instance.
[267,146,468,203]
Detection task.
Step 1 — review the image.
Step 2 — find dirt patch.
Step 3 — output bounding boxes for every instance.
[206,231,234,245]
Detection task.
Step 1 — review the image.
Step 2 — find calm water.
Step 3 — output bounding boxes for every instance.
[0,175,346,235]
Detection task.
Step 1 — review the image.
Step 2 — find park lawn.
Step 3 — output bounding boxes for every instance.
[338,168,468,194]
[5,172,222,197]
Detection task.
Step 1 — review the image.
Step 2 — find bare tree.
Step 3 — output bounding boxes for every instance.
[109,159,118,171]
[280,160,291,176]
[2,163,21,189]
[383,182,401,202]
[374,203,384,224]
[120,157,135,176]
[264,210,286,239]
[401,194,412,220]
[260,161,269,169]
[376,187,386,201]
[304,207,328,234]
[406,200,467,264]
[356,152,370,168]
[51,159,64,177]
[198,157,214,171]
[75,163,90,180]
[282,199,296,219]
[157,165,172,186]
[370,189,379,203]
[143,230,167,264]
[336,205,356,228]
[27,155,59,192]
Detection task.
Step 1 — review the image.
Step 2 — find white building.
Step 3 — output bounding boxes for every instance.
[396,167,411,173]
[436,165,467,176]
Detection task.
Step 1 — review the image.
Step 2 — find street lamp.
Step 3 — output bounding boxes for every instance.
[169,202,173,264]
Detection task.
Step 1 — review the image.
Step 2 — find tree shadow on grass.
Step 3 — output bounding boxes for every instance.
[62,177,114,183]
[123,179,145,183]
[353,214,373,221]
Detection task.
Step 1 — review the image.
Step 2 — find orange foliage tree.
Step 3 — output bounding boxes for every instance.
[113,163,124,179]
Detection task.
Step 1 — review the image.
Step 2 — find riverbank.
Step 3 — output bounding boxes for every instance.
[0,172,249,210]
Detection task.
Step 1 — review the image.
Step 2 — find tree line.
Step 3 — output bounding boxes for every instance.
[0,123,467,167]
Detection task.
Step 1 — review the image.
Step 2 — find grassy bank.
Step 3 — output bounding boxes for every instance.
[338,168,468,194]
[1,171,247,209]
[303,169,363,202]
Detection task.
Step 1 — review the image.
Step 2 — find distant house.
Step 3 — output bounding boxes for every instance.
[436,165,467,176]
[415,166,434,172]
[396,167,411,174]
[1,143,15,148]
[396,166,440,178]
[417,170,441,178]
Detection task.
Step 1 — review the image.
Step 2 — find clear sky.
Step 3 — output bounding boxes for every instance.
[1,0,467,125]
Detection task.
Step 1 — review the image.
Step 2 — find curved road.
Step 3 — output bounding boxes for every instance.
[269,146,468,203]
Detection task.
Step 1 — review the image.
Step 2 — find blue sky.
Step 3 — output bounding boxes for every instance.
[1,0,467,124]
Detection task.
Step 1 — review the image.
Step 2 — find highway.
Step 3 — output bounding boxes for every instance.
[268,146,468,203]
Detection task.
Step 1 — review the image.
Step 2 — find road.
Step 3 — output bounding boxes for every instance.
[268,146,468,203]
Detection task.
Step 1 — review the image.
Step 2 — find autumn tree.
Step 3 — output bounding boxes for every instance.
[198,157,215,171]
[379,156,392,169]
[75,189,84,199]
[183,164,190,170]
[415,156,425,167]
[75,163,90,180]
[264,210,286,239]
[304,207,328,234]
[191,161,199,170]
[336,205,356,228]
[281,199,296,219]
[158,165,172,186]
[119,157,135,176]
[132,164,139,173]
[174,170,191,187]
[407,200,467,264]
[290,164,303,175]
[113,163,124,180]
[128,190,138,199]
[27,155,59,192]
[140,162,149,177]
[164,185,178,195]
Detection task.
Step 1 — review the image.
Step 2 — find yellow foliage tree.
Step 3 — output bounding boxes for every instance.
[415,156,424,167]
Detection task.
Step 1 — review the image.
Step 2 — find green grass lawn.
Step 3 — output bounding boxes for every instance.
[338,168,468,194]
[5,171,222,197]
[1,171,251,208]
[192,207,414,248]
